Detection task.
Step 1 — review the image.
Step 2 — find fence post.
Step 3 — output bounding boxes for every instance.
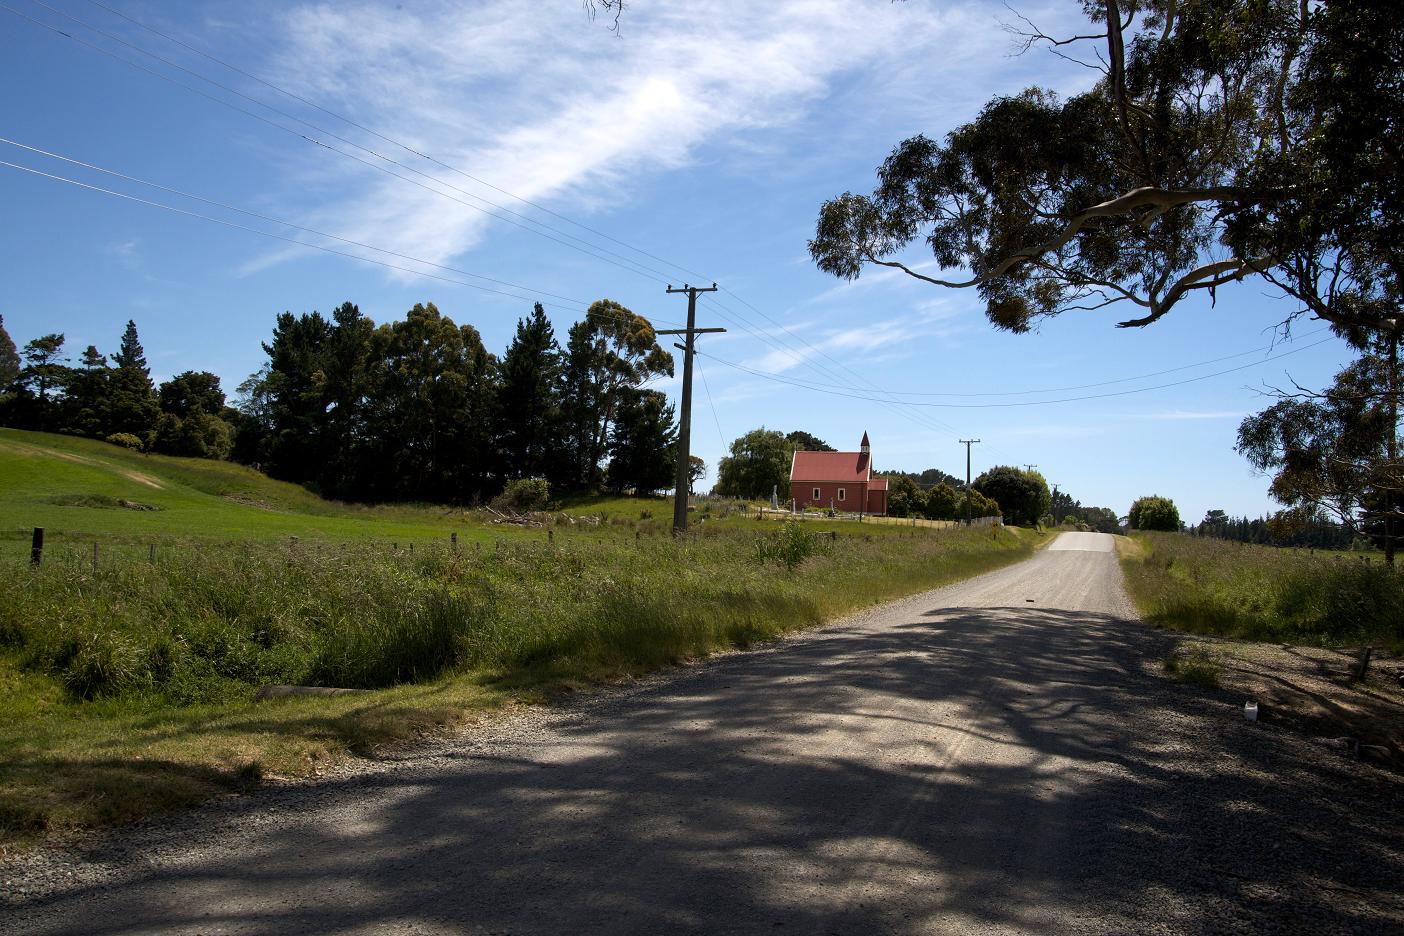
[92,542,99,572]
[148,543,156,563]
[451,531,459,552]
[30,527,44,566]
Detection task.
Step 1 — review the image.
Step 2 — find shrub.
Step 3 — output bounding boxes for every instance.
[492,478,550,511]
[105,432,144,451]
[755,521,821,570]
[1130,495,1180,531]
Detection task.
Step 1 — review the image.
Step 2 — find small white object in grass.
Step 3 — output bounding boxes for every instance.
[1244,700,1259,722]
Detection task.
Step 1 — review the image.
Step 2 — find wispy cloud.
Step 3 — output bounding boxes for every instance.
[106,238,141,269]
[239,1,1018,279]
[744,297,968,374]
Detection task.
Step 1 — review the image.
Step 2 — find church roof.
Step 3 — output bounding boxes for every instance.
[791,450,873,483]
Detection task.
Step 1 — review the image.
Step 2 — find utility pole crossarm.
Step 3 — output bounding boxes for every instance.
[664,283,725,535]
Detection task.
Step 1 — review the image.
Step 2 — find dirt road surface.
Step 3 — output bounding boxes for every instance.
[4,532,1401,934]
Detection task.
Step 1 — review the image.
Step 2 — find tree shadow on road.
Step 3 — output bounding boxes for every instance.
[9,606,1403,935]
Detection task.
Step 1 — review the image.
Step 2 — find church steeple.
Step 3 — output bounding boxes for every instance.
[860,431,870,455]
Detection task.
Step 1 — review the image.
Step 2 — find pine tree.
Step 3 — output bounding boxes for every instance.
[106,320,159,439]
[0,315,19,390]
[606,388,676,494]
[112,319,149,375]
[495,303,562,480]
[17,334,69,430]
[64,344,110,437]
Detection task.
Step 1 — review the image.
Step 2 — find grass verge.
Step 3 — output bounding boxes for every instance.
[1,522,1041,851]
[1117,532,1404,650]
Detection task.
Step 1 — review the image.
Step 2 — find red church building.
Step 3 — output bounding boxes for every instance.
[789,432,888,515]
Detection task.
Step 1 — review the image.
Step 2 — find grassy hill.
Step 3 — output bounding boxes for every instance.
[0,429,509,552]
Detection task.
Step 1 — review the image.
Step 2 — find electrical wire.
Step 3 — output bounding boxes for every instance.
[9,0,985,448]
[13,0,1277,461]
[83,0,714,287]
[0,136,605,312]
[695,356,728,451]
[696,336,1337,408]
[5,0,681,286]
[19,0,974,438]
[0,157,690,327]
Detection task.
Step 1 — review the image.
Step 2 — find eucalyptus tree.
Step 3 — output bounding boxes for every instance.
[1237,337,1402,563]
[556,300,673,491]
[810,0,1403,337]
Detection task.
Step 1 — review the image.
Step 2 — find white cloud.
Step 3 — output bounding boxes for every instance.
[743,297,968,374]
[242,1,1019,278]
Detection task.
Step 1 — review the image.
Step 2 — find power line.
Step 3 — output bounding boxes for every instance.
[0,136,604,313]
[11,0,955,445]
[0,157,690,329]
[720,326,1333,398]
[82,0,714,288]
[18,0,979,442]
[696,356,728,451]
[8,0,1152,461]
[695,336,1337,408]
[5,0,681,286]
[9,0,984,449]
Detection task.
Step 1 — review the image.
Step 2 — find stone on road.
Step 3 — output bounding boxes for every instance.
[4,533,1401,934]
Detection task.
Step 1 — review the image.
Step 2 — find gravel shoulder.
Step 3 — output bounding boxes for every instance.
[4,532,1402,935]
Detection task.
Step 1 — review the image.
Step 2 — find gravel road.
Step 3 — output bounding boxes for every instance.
[4,532,1401,935]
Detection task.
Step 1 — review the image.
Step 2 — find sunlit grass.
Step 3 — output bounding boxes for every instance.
[1119,532,1404,650]
[0,512,1040,848]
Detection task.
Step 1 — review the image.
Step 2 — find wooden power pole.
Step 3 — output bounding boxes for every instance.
[960,439,981,525]
[658,283,723,534]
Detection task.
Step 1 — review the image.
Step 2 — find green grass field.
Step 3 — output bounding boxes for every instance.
[0,429,1046,849]
[0,429,519,550]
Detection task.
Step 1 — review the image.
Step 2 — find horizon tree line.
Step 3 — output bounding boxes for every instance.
[0,299,683,504]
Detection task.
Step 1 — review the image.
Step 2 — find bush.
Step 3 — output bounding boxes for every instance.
[105,432,144,451]
[755,521,822,570]
[1129,495,1180,531]
[493,478,550,511]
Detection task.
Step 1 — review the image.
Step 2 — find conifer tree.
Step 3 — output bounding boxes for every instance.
[496,303,562,480]
[0,315,19,390]
[105,320,159,439]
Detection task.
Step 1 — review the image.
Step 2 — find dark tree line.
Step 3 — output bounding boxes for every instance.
[1189,508,1358,551]
[1048,488,1120,534]
[0,317,231,458]
[0,299,680,504]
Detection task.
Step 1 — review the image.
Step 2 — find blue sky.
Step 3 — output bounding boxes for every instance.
[0,0,1356,521]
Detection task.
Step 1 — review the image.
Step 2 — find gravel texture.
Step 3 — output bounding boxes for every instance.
[3,532,1401,934]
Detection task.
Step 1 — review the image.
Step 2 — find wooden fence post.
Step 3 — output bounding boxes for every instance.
[92,542,99,572]
[148,543,156,563]
[30,528,44,566]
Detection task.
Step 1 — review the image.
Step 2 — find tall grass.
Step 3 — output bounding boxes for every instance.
[1120,533,1404,650]
[1,525,1031,706]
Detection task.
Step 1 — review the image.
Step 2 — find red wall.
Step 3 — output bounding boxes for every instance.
[790,481,882,513]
